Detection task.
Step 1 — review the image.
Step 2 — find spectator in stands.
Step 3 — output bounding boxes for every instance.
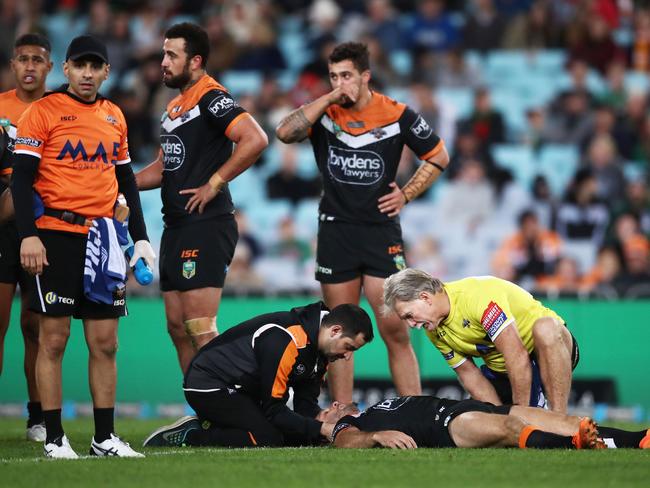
[521,107,550,150]
[598,60,628,112]
[584,135,626,206]
[580,245,622,295]
[529,175,556,230]
[546,89,593,145]
[457,87,505,151]
[535,255,582,296]
[568,12,625,75]
[268,216,312,264]
[266,144,321,205]
[363,35,402,89]
[438,158,496,238]
[405,0,460,62]
[630,8,650,72]
[203,11,239,76]
[612,179,650,237]
[492,209,563,285]
[461,0,506,54]
[610,213,650,267]
[234,210,263,263]
[223,244,265,295]
[611,219,650,297]
[631,109,650,164]
[580,104,635,161]
[555,168,610,252]
[102,10,134,83]
[364,0,405,52]
[552,59,596,107]
[430,47,483,90]
[501,0,564,49]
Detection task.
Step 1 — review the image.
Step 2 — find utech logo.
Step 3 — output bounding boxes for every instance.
[327,147,384,185]
[45,292,58,304]
[208,95,236,118]
[161,134,185,171]
[410,115,432,139]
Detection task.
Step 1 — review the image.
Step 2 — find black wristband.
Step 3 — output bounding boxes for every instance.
[426,161,445,172]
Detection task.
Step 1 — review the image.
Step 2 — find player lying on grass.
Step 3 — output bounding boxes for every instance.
[331,395,650,450]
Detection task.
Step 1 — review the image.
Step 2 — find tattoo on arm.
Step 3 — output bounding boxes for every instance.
[402,162,439,203]
[277,108,311,143]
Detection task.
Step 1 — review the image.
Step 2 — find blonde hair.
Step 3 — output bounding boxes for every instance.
[382,268,444,316]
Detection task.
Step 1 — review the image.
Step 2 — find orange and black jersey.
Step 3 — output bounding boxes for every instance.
[184,301,328,443]
[309,92,445,224]
[0,89,30,176]
[332,396,459,447]
[13,88,130,235]
[160,74,249,225]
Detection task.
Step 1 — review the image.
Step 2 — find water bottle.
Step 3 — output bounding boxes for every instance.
[124,245,154,286]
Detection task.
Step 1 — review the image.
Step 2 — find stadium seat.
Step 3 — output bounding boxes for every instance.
[624,71,650,94]
[529,50,567,77]
[229,168,266,209]
[491,145,536,189]
[220,71,263,97]
[245,199,292,244]
[388,50,413,77]
[278,31,311,72]
[434,87,473,119]
[293,199,319,240]
[537,144,579,197]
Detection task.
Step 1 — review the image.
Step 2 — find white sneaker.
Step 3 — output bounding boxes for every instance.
[90,433,145,458]
[44,435,79,459]
[26,422,46,442]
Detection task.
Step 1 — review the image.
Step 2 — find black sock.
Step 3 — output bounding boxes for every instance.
[525,429,574,449]
[597,427,647,448]
[43,409,64,444]
[27,402,43,427]
[93,408,115,443]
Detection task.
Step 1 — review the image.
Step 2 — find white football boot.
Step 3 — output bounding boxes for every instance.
[90,433,145,458]
[26,422,47,442]
[44,435,79,459]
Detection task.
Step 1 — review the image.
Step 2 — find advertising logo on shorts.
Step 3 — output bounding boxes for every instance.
[182,260,196,279]
[410,115,432,139]
[327,146,384,185]
[161,134,185,171]
[208,95,236,118]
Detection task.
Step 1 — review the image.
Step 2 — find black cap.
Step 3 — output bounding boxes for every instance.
[66,35,108,64]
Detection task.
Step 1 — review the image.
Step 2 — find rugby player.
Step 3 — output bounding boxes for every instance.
[332,395,650,449]
[0,33,53,442]
[276,42,450,403]
[136,23,268,372]
[11,35,154,458]
[383,269,579,413]
[143,302,373,448]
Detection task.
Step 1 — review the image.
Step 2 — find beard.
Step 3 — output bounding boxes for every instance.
[163,62,191,89]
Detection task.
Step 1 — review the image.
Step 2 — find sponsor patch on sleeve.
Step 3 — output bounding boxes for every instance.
[15,136,42,148]
[480,301,508,339]
[410,115,432,139]
[442,351,454,361]
[208,94,237,118]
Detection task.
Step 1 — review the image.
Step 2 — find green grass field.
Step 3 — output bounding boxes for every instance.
[1,419,648,488]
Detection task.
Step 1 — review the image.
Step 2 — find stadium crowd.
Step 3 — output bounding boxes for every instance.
[1,0,649,299]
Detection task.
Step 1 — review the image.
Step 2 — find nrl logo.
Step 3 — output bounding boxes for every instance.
[182,260,196,279]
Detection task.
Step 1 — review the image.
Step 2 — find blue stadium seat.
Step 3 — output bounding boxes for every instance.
[434,87,473,119]
[388,50,413,77]
[229,168,266,209]
[491,144,536,189]
[537,144,579,197]
[245,199,293,243]
[624,71,650,93]
[293,198,319,239]
[220,71,263,97]
[528,50,567,76]
[278,31,311,71]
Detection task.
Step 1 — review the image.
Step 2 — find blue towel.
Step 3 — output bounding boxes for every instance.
[83,217,129,304]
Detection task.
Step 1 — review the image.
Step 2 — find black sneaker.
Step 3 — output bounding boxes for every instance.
[142,416,201,447]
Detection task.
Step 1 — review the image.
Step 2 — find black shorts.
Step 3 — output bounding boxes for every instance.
[315,219,406,283]
[159,217,238,292]
[30,230,127,319]
[436,399,512,447]
[0,221,32,293]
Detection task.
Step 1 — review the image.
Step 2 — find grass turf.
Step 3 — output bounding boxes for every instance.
[0,418,648,488]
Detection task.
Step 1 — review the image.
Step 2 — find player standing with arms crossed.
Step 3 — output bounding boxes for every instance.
[0,33,52,442]
[276,42,450,403]
[11,35,154,458]
[136,23,268,372]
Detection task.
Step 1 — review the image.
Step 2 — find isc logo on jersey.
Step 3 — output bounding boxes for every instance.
[161,134,186,171]
[327,147,384,185]
[410,116,432,139]
[208,95,236,118]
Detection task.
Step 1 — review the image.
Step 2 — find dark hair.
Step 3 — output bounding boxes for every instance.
[328,42,370,73]
[518,208,538,226]
[15,33,51,53]
[164,22,209,68]
[322,304,374,343]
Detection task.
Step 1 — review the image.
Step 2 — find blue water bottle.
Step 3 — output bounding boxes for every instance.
[124,245,154,286]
